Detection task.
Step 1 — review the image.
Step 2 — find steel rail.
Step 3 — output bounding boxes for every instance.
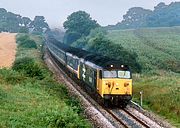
[105,109,129,128]
[123,108,150,128]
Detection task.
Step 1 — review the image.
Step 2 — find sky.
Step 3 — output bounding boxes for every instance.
[0,0,176,28]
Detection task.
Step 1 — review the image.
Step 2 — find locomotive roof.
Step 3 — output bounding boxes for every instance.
[46,36,129,70]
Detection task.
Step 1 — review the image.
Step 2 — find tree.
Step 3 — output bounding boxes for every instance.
[116,7,152,29]
[63,31,81,45]
[22,17,31,27]
[86,35,141,72]
[147,2,180,27]
[72,27,107,49]
[19,27,29,33]
[30,16,50,34]
[0,8,50,33]
[154,2,167,10]
[63,11,99,44]
[107,2,180,30]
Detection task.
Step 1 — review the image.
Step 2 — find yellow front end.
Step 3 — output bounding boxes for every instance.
[103,79,132,95]
[98,78,132,97]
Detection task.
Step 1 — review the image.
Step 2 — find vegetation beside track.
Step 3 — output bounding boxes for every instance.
[107,27,180,127]
[0,34,91,127]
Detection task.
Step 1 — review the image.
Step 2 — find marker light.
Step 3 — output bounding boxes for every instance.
[121,65,124,68]
[110,65,113,67]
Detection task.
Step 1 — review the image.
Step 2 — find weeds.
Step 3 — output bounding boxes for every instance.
[0,34,91,128]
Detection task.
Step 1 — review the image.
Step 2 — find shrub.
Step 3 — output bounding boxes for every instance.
[46,107,90,127]
[19,39,37,49]
[13,57,45,80]
[86,35,142,72]
[16,35,37,49]
[16,35,29,43]
[0,69,26,85]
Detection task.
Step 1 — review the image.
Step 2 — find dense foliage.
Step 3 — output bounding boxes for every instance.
[72,28,142,72]
[106,2,180,30]
[13,57,45,80]
[0,34,91,127]
[62,11,142,72]
[63,11,99,45]
[17,35,37,49]
[147,2,180,27]
[117,7,152,29]
[0,8,49,33]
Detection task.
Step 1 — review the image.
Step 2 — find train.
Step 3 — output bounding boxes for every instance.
[46,36,132,108]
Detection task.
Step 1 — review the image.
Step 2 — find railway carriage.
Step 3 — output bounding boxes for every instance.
[46,36,132,107]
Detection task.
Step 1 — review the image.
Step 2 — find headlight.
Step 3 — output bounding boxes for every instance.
[124,82,129,87]
[105,82,111,88]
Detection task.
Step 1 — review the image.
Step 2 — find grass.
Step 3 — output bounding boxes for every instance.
[0,34,91,128]
[107,27,180,127]
[133,72,180,126]
[107,27,180,72]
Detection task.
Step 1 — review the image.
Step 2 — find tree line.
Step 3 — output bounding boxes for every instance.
[0,8,49,34]
[106,2,180,30]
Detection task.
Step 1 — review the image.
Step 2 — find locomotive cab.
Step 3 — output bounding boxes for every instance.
[97,64,132,107]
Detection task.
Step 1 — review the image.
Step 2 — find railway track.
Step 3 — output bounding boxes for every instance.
[106,108,150,128]
[45,47,168,128]
[123,108,150,127]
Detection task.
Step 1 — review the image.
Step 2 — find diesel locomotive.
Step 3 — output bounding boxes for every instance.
[46,36,132,107]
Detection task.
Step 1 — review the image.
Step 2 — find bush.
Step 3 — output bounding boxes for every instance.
[0,69,26,85]
[86,35,142,72]
[72,28,142,72]
[13,57,45,80]
[16,35,37,49]
[16,35,29,43]
[19,39,37,49]
[46,107,89,128]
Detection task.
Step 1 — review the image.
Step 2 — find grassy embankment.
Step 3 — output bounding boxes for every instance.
[0,34,91,127]
[107,27,180,127]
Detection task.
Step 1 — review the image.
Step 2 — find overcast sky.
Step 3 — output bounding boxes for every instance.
[0,0,176,28]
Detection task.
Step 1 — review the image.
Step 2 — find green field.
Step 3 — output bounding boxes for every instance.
[107,27,180,127]
[0,34,91,128]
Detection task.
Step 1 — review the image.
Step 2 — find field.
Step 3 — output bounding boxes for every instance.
[0,34,91,127]
[0,33,16,68]
[107,27,180,127]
